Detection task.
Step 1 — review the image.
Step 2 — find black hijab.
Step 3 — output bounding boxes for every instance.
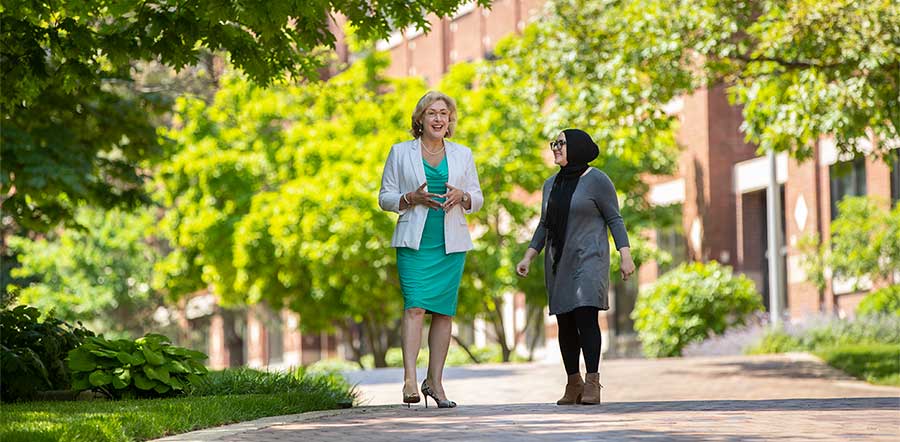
[546,129,600,274]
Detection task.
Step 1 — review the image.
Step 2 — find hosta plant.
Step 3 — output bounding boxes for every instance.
[68,333,208,398]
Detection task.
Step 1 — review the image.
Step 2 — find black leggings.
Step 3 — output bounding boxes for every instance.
[556,306,602,375]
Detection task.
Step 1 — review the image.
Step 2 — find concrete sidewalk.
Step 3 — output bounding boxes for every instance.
[156,353,900,441]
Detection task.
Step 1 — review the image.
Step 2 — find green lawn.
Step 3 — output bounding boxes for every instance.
[815,343,900,386]
[1,368,356,442]
[2,392,349,442]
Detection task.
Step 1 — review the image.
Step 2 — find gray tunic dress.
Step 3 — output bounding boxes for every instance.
[529,168,630,315]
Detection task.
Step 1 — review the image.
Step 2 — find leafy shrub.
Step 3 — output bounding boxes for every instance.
[632,261,764,357]
[68,334,208,398]
[857,285,900,317]
[1,305,94,401]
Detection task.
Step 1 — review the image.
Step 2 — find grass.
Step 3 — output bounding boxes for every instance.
[815,343,900,386]
[746,314,900,386]
[1,368,356,442]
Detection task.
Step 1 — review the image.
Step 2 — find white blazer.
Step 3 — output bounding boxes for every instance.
[378,138,483,253]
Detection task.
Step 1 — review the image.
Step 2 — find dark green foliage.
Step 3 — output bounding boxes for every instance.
[0,305,94,401]
[1,0,489,235]
[67,333,208,398]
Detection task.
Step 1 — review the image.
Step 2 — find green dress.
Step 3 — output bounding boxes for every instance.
[397,156,467,316]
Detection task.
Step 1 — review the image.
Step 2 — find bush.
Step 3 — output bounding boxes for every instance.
[857,285,900,317]
[632,261,764,357]
[67,334,208,398]
[1,305,94,401]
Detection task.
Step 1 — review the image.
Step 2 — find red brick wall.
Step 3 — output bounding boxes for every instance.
[450,9,483,63]
[382,1,541,85]
[208,313,227,369]
[407,15,448,85]
[677,88,710,261]
[785,155,823,318]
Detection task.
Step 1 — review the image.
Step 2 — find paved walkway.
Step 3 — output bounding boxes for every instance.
[158,353,900,441]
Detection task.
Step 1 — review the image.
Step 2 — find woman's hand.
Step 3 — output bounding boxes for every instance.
[441,183,468,211]
[619,247,636,281]
[406,182,442,209]
[516,248,539,278]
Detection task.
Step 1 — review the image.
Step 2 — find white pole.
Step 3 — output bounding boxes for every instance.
[766,149,784,326]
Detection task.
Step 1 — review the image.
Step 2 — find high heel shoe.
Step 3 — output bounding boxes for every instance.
[402,383,421,408]
[421,379,456,408]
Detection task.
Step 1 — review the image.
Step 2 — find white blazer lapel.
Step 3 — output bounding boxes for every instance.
[445,142,456,186]
[410,139,426,187]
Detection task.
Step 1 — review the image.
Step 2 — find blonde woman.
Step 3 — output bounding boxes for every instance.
[378,91,483,408]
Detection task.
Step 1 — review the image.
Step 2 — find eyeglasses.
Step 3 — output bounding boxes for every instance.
[550,139,567,151]
[425,110,451,121]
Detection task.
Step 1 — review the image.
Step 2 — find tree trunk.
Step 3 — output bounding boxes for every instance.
[451,334,481,364]
[487,297,514,362]
[525,305,544,362]
[363,320,389,368]
[343,320,367,370]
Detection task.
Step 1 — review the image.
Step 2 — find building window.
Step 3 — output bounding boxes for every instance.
[891,149,899,206]
[656,227,687,275]
[829,156,867,220]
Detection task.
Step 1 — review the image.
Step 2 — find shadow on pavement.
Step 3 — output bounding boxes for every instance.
[661,358,859,382]
[485,397,900,414]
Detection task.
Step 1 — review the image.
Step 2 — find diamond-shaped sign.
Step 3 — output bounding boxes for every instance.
[795,195,808,231]
[690,219,702,254]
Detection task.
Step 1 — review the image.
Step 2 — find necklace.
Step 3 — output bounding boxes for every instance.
[421,139,445,155]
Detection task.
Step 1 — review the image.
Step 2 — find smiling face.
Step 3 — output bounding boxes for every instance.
[421,100,450,140]
[551,132,568,167]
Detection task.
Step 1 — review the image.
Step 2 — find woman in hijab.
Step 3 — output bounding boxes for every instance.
[516,129,635,405]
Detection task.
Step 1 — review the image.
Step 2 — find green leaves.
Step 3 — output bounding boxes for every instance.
[68,334,208,398]
[801,196,900,293]
[2,1,486,237]
[0,305,94,401]
[8,208,162,338]
[632,261,764,357]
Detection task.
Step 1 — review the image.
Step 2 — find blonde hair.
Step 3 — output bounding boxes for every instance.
[410,91,457,138]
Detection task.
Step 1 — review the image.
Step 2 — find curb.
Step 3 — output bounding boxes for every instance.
[151,405,400,442]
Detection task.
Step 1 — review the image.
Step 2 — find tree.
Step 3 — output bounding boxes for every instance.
[154,51,428,367]
[1,0,490,236]
[8,208,163,338]
[529,0,899,162]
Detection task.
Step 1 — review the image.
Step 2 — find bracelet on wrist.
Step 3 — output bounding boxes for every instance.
[402,193,411,205]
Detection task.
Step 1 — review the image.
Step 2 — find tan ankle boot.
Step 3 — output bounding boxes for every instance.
[556,373,584,405]
[581,372,603,405]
